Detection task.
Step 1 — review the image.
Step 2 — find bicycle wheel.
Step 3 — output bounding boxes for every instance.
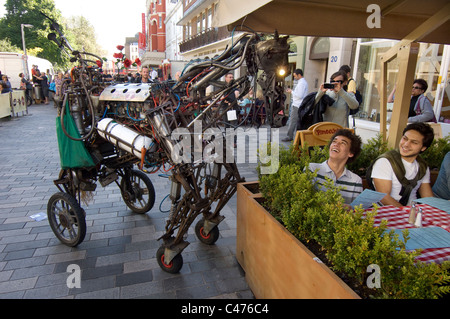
[47,192,86,247]
[120,169,156,214]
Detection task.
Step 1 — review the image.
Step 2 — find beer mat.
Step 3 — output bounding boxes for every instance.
[391,226,450,250]
[415,197,450,214]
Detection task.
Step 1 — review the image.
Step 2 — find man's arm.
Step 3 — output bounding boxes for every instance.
[418,182,434,199]
[372,178,403,207]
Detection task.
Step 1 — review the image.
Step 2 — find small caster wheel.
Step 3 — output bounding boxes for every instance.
[195,218,219,245]
[156,246,183,274]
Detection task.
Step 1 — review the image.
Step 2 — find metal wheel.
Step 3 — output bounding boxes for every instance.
[195,218,220,245]
[156,246,183,274]
[47,192,86,247]
[120,169,155,214]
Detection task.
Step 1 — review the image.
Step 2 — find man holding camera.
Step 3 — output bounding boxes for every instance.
[315,70,359,128]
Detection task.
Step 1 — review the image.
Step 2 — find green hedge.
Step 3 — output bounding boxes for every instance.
[258,143,450,299]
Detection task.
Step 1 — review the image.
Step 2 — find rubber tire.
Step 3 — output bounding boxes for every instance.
[121,169,155,214]
[47,192,86,247]
[156,246,183,274]
[195,218,220,245]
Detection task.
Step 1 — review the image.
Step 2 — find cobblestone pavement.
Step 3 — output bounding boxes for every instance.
[0,103,290,299]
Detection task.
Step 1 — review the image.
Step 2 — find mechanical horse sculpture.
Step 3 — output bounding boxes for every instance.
[44,13,290,273]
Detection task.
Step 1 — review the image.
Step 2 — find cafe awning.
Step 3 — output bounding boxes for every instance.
[213,0,450,147]
[213,0,450,45]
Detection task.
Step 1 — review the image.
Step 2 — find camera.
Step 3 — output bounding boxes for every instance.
[323,83,335,89]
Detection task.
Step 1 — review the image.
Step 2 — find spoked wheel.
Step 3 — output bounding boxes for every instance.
[47,192,86,247]
[195,218,220,245]
[120,169,155,214]
[156,246,183,274]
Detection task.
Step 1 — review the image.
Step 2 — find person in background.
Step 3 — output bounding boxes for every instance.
[2,75,12,90]
[308,129,363,205]
[55,72,64,98]
[49,78,56,102]
[316,70,359,128]
[0,79,12,93]
[339,65,357,94]
[388,79,436,123]
[136,67,150,83]
[220,72,240,126]
[282,69,308,142]
[432,151,450,200]
[370,122,435,207]
[19,73,33,105]
[151,68,158,81]
[41,72,50,104]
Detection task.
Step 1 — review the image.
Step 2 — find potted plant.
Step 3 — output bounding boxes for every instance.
[236,143,450,299]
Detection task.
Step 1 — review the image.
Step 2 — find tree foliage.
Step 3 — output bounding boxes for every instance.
[0,0,67,66]
[63,16,107,59]
[0,38,21,52]
[0,0,106,70]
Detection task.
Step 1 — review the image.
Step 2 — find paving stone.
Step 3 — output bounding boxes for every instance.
[116,270,153,287]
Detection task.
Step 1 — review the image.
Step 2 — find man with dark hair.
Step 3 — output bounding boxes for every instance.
[308,129,363,205]
[283,69,308,142]
[388,78,436,123]
[370,122,435,207]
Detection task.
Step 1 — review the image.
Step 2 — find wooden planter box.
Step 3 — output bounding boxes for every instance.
[237,181,360,299]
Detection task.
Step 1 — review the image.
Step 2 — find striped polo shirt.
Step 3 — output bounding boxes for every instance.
[308,161,363,205]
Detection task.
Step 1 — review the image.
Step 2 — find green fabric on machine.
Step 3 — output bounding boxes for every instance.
[56,102,95,169]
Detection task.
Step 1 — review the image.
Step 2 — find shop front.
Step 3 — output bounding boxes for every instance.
[352,40,450,141]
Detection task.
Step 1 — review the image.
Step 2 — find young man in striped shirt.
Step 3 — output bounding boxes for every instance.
[308,129,363,205]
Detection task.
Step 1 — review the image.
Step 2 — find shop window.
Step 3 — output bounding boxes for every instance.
[354,39,449,122]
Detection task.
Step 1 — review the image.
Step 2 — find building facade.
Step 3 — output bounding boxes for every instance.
[165,0,184,62]
[177,0,234,62]
[141,0,167,68]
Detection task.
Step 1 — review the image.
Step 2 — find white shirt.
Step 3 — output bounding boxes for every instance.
[371,157,430,205]
[292,77,308,108]
[151,70,158,80]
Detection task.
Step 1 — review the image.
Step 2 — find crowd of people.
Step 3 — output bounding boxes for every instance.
[0,65,164,107]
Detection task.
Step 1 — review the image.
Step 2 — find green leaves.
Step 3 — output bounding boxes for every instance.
[0,0,107,70]
[258,142,450,299]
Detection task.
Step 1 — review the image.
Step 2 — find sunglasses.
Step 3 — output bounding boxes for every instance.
[412,86,423,90]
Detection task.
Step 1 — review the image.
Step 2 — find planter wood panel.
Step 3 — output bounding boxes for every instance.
[237,182,360,299]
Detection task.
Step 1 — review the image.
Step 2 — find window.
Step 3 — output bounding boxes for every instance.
[207,9,212,29]
[202,12,206,32]
[354,39,450,122]
[310,37,330,60]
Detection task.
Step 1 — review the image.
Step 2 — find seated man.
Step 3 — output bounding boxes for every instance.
[308,129,363,205]
[369,122,434,207]
[432,151,450,200]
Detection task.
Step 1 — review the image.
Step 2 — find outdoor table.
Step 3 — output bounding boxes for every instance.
[368,204,450,264]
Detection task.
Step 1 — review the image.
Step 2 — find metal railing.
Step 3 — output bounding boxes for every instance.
[179,27,231,53]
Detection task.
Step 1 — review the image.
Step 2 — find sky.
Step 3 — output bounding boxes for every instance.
[0,0,146,58]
